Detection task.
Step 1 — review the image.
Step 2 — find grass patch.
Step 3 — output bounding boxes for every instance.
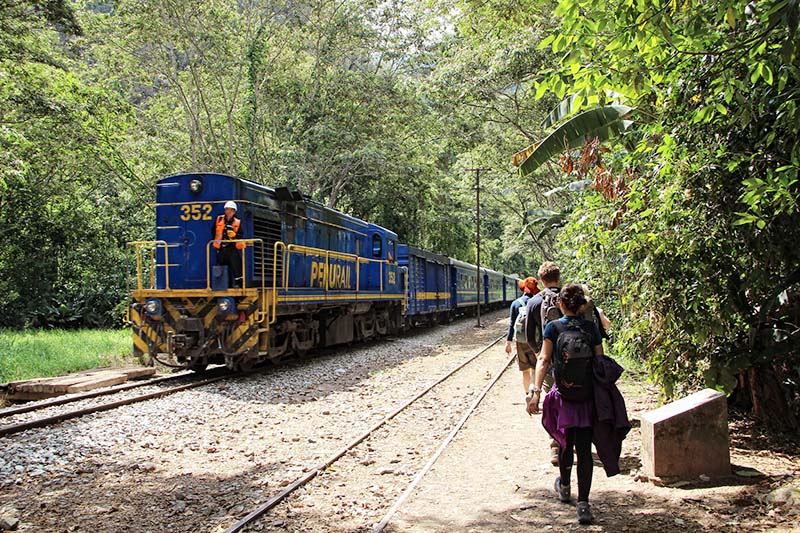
[0,329,133,384]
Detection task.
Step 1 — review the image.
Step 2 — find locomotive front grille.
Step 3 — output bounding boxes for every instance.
[253,215,283,282]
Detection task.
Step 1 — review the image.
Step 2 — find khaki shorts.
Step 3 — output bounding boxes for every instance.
[516,342,536,371]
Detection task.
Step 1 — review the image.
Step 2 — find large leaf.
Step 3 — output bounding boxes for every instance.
[516,212,568,240]
[544,179,593,197]
[540,90,626,129]
[516,105,634,177]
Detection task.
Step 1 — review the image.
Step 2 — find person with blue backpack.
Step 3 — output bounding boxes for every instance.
[526,283,606,525]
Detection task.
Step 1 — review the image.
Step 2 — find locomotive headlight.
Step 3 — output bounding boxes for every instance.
[145,298,162,316]
[217,297,235,315]
[189,179,203,193]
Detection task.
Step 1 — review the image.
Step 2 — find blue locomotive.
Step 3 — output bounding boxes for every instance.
[128,173,522,370]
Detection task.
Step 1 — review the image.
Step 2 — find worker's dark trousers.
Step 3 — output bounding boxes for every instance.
[217,246,242,288]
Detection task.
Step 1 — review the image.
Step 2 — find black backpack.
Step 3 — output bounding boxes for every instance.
[551,319,595,402]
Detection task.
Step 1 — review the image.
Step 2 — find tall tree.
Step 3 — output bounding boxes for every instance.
[529,0,800,427]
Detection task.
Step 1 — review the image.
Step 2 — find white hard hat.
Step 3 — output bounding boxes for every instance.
[224,201,237,211]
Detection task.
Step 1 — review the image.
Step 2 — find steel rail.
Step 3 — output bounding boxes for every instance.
[0,374,236,438]
[222,334,506,533]
[372,350,516,532]
[0,371,199,420]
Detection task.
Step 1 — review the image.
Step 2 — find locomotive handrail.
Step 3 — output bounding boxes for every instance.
[271,241,287,325]
[400,267,409,315]
[283,243,391,293]
[127,240,172,291]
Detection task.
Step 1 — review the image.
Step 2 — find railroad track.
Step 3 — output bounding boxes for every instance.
[0,325,485,440]
[0,369,237,438]
[222,334,514,533]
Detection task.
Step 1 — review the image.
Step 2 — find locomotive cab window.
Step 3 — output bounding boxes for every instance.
[388,240,396,262]
[372,234,382,258]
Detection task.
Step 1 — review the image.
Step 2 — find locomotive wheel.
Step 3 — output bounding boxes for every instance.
[237,358,257,372]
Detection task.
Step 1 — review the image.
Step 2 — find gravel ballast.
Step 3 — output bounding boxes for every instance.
[0,312,507,532]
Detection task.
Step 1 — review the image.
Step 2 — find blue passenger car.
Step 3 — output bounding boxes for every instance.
[450,259,481,309]
[486,269,504,304]
[398,244,451,325]
[503,275,522,302]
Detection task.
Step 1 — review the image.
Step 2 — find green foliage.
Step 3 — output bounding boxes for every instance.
[0,0,146,328]
[0,329,132,383]
[4,0,796,428]
[533,0,800,424]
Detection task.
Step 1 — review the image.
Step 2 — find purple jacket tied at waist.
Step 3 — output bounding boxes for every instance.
[542,355,631,477]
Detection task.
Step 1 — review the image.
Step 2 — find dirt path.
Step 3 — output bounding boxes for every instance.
[387,344,800,533]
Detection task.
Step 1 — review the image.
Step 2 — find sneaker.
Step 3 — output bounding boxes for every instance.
[576,501,593,524]
[554,476,571,503]
[550,447,559,466]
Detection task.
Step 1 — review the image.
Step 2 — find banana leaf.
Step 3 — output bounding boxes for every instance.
[543,179,593,197]
[516,212,568,240]
[540,90,626,129]
[516,105,634,177]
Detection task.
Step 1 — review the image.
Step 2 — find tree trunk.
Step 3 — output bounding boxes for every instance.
[735,366,799,431]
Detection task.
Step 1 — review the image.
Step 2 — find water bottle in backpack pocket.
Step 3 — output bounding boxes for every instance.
[552,320,594,402]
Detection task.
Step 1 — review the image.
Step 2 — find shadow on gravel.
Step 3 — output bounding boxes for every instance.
[617,454,642,474]
[385,488,736,533]
[3,459,303,532]
[194,313,508,407]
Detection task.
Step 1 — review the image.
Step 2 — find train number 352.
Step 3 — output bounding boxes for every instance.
[179,204,213,221]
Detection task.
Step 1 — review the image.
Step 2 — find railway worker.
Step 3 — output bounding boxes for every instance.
[504,276,540,396]
[213,200,245,288]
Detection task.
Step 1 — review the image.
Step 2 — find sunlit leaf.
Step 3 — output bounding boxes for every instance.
[518,106,635,176]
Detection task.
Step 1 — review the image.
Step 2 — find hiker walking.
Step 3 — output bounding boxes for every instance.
[527,283,630,524]
[504,276,540,394]
[522,261,561,464]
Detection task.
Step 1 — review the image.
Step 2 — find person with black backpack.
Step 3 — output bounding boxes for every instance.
[526,283,604,525]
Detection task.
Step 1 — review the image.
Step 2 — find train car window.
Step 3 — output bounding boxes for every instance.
[388,240,396,262]
[372,234,382,258]
[356,237,361,256]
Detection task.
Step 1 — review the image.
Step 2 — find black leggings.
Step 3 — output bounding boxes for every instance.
[559,426,593,502]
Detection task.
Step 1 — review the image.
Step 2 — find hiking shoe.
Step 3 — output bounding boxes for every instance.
[554,476,571,503]
[550,447,559,466]
[577,501,593,524]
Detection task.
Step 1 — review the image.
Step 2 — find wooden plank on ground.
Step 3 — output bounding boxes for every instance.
[4,390,63,401]
[117,367,157,380]
[5,366,157,400]
[15,373,109,394]
[65,373,129,393]
[5,377,52,388]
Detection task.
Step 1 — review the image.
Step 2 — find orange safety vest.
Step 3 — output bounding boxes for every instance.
[213,215,245,250]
